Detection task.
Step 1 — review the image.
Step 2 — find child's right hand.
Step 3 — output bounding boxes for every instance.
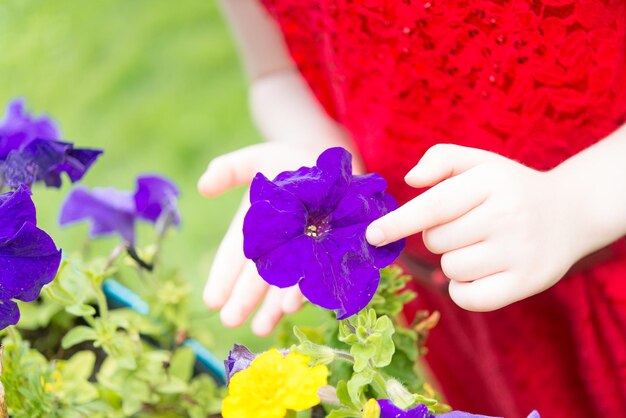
[198,141,362,336]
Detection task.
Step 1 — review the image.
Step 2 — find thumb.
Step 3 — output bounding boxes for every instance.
[197,144,266,197]
[405,144,503,188]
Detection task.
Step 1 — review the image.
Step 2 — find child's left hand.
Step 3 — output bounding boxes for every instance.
[366,144,591,311]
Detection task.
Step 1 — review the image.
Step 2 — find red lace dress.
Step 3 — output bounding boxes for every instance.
[260,0,626,417]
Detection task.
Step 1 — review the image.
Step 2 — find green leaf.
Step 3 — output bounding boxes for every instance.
[335,380,356,409]
[61,326,97,349]
[393,327,418,361]
[351,344,376,373]
[66,304,96,317]
[156,376,188,394]
[385,379,417,410]
[346,370,374,407]
[169,347,195,382]
[63,351,96,381]
[326,409,361,418]
[293,326,336,366]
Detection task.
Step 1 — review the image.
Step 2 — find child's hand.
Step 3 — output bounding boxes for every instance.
[198,141,363,335]
[366,144,590,311]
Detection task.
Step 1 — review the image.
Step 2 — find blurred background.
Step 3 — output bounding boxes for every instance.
[0,0,316,357]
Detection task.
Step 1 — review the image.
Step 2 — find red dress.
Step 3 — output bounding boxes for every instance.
[260,0,626,416]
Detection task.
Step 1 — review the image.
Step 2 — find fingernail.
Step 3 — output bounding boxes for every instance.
[366,226,386,246]
[404,165,423,181]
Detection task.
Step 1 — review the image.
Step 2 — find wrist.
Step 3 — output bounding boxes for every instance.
[549,138,626,259]
[249,70,364,172]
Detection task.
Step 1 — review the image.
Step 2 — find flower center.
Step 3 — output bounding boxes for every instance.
[305,218,330,238]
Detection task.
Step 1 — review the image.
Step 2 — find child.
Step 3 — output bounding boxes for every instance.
[198,1,626,417]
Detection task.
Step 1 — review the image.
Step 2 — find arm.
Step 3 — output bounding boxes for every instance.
[366,125,626,311]
[217,0,359,156]
[552,124,626,255]
[200,1,361,335]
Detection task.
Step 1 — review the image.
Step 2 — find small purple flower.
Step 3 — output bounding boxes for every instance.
[0,185,62,329]
[59,174,180,244]
[0,98,102,189]
[134,175,181,225]
[59,187,137,243]
[438,411,539,418]
[0,98,59,158]
[224,344,256,383]
[378,401,435,418]
[243,147,405,319]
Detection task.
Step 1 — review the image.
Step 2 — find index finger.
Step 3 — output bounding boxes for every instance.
[366,171,488,246]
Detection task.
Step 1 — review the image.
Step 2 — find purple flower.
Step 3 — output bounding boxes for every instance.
[0,98,102,189]
[224,344,256,383]
[134,175,181,225]
[0,185,62,329]
[378,402,541,418]
[243,147,404,320]
[378,401,435,418]
[438,411,540,418]
[0,98,59,158]
[59,174,180,244]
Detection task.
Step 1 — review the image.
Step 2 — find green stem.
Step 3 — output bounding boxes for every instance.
[285,410,298,418]
[83,314,97,328]
[371,371,389,399]
[93,284,109,322]
[6,326,19,345]
[332,349,355,363]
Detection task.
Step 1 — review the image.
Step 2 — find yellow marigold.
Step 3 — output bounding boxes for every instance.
[222,349,328,418]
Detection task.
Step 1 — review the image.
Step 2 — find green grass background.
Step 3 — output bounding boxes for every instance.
[0,0,316,357]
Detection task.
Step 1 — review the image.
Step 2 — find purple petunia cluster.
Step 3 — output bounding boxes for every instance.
[242,147,405,319]
[59,175,181,245]
[0,186,62,329]
[0,98,102,189]
[0,97,105,330]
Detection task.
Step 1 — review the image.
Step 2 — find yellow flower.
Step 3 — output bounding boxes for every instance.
[362,398,381,418]
[222,349,328,418]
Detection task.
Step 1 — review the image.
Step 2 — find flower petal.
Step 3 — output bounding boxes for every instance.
[224,344,256,383]
[0,222,61,302]
[59,187,136,244]
[0,299,20,330]
[244,173,307,260]
[437,411,502,418]
[272,147,352,218]
[19,139,102,188]
[378,400,435,418]
[0,98,59,159]
[49,147,103,184]
[134,175,181,225]
[253,235,314,288]
[329,173,389,227]
[331,175,405,268]
[302,226,381,319]
[0,185,37,239]
[1,151,39,188]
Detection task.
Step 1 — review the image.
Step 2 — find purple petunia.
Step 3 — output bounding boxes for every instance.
[243,147,405,320]
[59,174,181,244]
[224,344,256,384]
[378,400,435,418]
[378,401,540,418]
[0,98,102,189]
[0,185,62,329]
